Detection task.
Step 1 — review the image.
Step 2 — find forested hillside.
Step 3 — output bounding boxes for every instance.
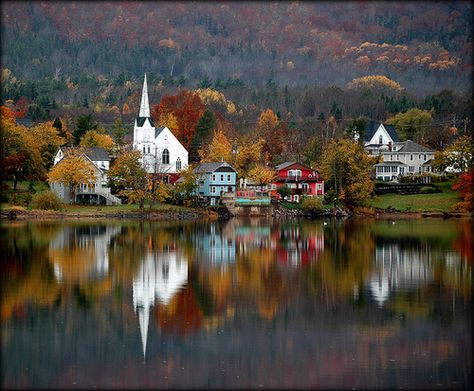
[1,1,472,137]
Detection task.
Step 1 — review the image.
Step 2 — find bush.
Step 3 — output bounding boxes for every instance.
[8,191,32,207]
[300,196,324,215]
[30,190,64,211]
[420,186,437,194]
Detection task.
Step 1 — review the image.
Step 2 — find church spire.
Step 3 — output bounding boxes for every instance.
[139,73,150,117]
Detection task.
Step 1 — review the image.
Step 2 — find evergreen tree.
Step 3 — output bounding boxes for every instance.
[73,114,97,145]
[189,110,217,162]
[112,118,127,145]
[52,117,66,138]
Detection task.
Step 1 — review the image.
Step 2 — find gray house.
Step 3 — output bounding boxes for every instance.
[193,162,237,205]
[50,147,121,205]
[374,140,435,181]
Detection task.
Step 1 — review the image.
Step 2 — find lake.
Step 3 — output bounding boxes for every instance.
[1,218,472,389]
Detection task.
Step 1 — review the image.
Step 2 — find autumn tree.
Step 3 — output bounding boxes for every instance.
[255,109,284,160]
[433,134,472,173]
[451,168,473,212]
[112,118,126,146]
[80,130,116,154]
[347,75,404,93]
[386,108,433,142]
[1,106,44,189]
[151,90,205,148]
[31,122,66,170]
[320,138,376,208]
[199,127,233,163]
[107,150,148,208]
[247,164,276,188]
[47,149,97,202]
[172,166,198,207]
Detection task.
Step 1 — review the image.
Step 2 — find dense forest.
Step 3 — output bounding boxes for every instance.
[1,1,472,137]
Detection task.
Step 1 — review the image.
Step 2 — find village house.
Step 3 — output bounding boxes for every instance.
[133,73,188,183]
[268,162,324,203]
[193,161,237,205]
[374,140,435,181]
[50,146,121,205]
[362,120,401,156]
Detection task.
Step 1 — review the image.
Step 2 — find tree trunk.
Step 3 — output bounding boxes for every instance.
[13,175,19,190]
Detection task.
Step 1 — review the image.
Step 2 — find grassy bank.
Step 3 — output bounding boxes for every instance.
[370,180,460,213]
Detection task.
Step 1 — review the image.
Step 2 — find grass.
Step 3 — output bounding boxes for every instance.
[371,180,460,212]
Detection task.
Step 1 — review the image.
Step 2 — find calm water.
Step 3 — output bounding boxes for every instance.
[1,218,472,389]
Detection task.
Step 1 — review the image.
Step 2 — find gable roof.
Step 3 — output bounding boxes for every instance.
[394,140,432,153]
[136,116,155,127]
[364,120,400,142]
[60,146,110,161]
[193,161,236,174]
[275,161,312,171]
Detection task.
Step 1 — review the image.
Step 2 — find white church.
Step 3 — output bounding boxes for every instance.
[133,73,188,182]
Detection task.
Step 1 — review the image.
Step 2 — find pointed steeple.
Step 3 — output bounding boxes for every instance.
[139,73,150,117]
[138,305,149,358]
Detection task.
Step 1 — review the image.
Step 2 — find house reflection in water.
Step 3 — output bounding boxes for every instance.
[193,222,236,266]
[133,250,188,358]
[275,225,324,267]
[369,241,434,306]
[49,225,121,282]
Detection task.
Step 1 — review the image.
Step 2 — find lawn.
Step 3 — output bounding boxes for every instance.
[371,180,460,212]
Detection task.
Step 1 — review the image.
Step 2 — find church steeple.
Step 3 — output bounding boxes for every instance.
[139,73,150,117]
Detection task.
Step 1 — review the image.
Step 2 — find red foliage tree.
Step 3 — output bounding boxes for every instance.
[15,96,29,118]
[151,90,205,148]
[452,168,473,212]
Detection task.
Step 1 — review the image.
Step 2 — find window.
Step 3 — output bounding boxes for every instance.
[410,154,413,161]
[377,167,383,173]
[211,186,216,194]
[227,174,231,181]
[391,166,397,173]
[424,154,427,160]
[409,166,414,172]
[379,135,383,144]
[384,166,390,173]
[176,158,181,171]
[220,174,224,181]
[212,174,216,181]
[147,145,150,153]
[391,155,393,160]
[143,146,145,153]
[317,183,322,190]
[162,149,170,164]
[419,154,421,159]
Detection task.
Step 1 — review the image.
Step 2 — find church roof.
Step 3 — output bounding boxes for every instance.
[155,126,165,138]
[364,120,400,142]
[136,116,155,127]
[139,73,151,117]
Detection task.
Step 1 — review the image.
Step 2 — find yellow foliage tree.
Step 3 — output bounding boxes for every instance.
[247,163,276,186]
[48,149,97,202]
[31,122,66,170]
[255,108,279,139]
[347,75,404,91]
[199,128,233,163]
[80,130,116,154]
[194,88,237,115]
[158,112,180,134]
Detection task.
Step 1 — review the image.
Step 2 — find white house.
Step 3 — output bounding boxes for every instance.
[374,140,435,181]
[50,147,121,205]
[133,73,188,182]
[363,120,401,156]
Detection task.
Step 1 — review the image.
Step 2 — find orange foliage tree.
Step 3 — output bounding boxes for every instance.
[151,90,205,148]
[452,168,473,212]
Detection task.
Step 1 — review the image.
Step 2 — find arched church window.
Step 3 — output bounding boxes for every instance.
[379,135,383,144]
[162,149,170,164]
[147,145,150,153]
[176,158,181,171]
[143,146,146,153]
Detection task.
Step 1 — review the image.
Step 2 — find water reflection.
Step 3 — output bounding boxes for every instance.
[0,218,471,388]
[133,250,188,357]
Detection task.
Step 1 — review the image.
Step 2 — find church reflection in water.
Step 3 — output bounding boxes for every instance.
[133,250,188,358]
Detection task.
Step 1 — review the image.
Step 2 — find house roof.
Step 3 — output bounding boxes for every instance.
[136,116,155,127]
[394,140,432,153]
[61,146,111,161]
[193,161,236,173]
[275,161,313,171]
[422,159,433,166]
[375,161,408,166]
[15,117,34,128]
[364,120,400,142]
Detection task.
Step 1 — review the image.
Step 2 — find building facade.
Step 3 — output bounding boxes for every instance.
[268,162,324,203]
[133,73,188,183]
[363,120,401,156]
[193,162,237,205]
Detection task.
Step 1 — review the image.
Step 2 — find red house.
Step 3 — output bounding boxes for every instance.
[268,162,324,203]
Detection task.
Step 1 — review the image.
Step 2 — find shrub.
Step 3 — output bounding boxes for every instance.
[300,196,324,215]
[420,186,437,194]
[30,190,64,211]
[8,192,32,207]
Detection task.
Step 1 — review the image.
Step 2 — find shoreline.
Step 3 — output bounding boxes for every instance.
[1,206,471,222]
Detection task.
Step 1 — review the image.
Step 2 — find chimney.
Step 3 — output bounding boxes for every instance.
[388,141,392,151]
